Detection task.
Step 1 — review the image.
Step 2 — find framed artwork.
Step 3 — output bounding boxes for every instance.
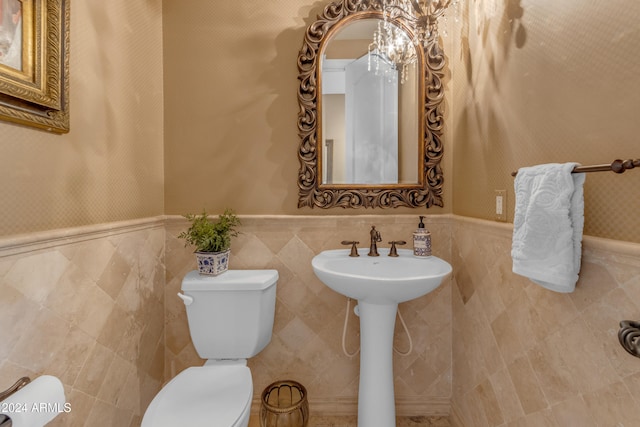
[0,0,70,133]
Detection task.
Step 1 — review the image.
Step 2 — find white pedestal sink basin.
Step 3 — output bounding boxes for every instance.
[312,247,452,427]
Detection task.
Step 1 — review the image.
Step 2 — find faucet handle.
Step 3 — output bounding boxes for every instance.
[341,240,360,257]
[388,240,406,257]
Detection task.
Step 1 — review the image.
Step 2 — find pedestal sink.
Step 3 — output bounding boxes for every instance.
[312,247,452,427]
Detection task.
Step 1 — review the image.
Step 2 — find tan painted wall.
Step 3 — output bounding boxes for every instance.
[162,0,452,216]
[163,0,640,242]
[450,0,640,242]
[1,0,636,239]
[0,1,164,238]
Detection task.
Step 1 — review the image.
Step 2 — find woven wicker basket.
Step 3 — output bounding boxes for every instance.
[260,380,309,427]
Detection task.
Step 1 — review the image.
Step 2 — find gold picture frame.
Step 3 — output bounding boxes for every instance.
[0,0,70,133]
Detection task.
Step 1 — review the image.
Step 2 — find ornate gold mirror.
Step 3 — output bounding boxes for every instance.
[297,0,445,209]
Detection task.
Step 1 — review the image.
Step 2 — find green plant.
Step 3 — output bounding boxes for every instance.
[178,209,241,253]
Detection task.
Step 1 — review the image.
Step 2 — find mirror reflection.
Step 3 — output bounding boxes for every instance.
[320,19,419,185]
[297,1,445,209]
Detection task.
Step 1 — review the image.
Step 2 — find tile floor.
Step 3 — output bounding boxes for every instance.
[249,415,451,426]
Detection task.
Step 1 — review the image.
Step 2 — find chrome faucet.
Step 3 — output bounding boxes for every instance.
[369,225,382,257]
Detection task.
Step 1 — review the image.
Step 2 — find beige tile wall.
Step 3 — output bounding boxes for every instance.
[450,217,640,426]
[0,218,165,427]
[165,215,454,417]
[5,214,638,426]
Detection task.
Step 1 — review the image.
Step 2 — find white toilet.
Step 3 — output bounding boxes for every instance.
[142,269,278,427]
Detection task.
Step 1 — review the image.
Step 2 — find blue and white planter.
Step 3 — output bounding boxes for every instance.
[195,249,230,276]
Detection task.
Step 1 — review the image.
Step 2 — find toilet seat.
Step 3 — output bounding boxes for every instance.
[141,365,252,427]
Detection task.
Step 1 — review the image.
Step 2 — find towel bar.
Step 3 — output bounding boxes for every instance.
[619,320,640,358]
[0,377,30,402]
[511,158,639,177]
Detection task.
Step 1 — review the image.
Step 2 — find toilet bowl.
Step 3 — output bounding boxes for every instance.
[142,362,252,427]
[142,270,278,427]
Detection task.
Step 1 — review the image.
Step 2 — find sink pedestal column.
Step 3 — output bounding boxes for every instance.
[357,301,398,427]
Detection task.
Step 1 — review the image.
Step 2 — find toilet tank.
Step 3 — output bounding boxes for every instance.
[180,269,278,360]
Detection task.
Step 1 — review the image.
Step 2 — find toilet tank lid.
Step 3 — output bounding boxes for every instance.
[182,269,278,291]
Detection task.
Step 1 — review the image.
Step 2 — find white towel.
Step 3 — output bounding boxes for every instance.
[511,163,586,293]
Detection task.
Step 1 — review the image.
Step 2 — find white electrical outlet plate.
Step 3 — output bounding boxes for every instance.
[495,190,507,222]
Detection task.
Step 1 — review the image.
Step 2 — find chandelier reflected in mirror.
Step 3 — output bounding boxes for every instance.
[368,20,417,84]
[368,0,460,83]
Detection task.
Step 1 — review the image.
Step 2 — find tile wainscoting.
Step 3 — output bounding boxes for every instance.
[0,217,166,426]
[2,214,638,426]
[451,217,640,426]
[165,215,455,418]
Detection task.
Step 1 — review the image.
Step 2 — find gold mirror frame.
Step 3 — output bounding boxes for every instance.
[297,0,445,209]
[0,0,70,133]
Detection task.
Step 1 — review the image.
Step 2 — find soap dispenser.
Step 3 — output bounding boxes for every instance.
[413,216,432,257]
